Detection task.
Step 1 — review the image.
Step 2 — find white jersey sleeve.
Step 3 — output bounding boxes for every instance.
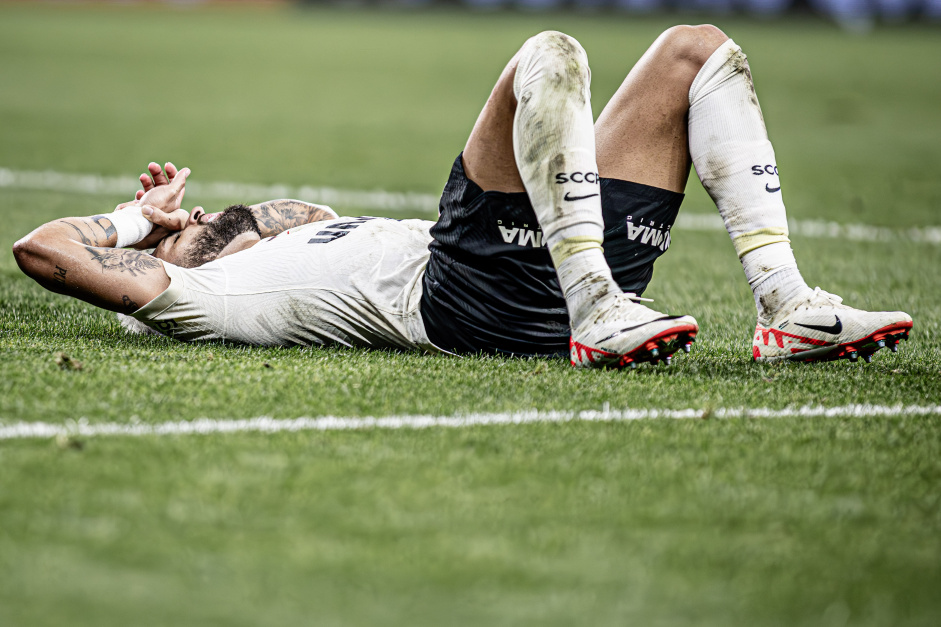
[131,217,444,352]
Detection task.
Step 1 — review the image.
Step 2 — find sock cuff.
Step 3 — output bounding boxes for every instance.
[550,236,603,263]
[732,227,790,258]
[689,39,742,105]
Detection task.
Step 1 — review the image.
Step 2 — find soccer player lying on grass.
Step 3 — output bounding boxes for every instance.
[13,25,913,367]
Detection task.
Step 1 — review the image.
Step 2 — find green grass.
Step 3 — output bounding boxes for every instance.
[1,5,940,626]
[4,419,940,626]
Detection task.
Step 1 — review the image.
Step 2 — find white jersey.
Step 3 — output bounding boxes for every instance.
[131,217,443,352]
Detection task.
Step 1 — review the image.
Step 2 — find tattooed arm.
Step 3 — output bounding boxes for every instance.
[12,215,170,314]
[142,199,337,239]
[247,199,338,238]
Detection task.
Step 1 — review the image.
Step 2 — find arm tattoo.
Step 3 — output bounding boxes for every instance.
[85,247,161,277]
[91,215,117,240]
[252,200,334,237]
[59,217,117,247]
[121,294,139,313]
[59,220,95,246]
[308,207,336,222]
[53,265,68,286]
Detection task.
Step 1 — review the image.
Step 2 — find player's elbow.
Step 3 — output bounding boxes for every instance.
[12,235,33,266]
[12,233,45,278]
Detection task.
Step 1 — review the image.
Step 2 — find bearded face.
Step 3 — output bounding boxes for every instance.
[153,204,262,269]
[180,205,261,268]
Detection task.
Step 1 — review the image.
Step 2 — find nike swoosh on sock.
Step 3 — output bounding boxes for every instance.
[563,192,600,201]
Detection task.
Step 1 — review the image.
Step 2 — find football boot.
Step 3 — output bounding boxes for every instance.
[753,287,912,363]
[570,292,698,369]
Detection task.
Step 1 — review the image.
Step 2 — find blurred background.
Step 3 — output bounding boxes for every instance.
[307,0,941,31]
[27,0,941,28]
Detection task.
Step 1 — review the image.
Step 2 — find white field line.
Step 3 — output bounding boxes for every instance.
[0,166,441,215]
[2,166,940,245]
[2,404,939,441]
[676,213,941,246]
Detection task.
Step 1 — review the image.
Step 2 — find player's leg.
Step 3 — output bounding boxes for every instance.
[596,25,911,362]
[463,27,724,210]
[595,25,728,192]
[594,25,801,303]
[509,30,698,368]
[461,53,526,193]
[683,33,912,361]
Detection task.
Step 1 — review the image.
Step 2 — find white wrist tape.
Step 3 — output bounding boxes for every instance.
[107,206,155,248]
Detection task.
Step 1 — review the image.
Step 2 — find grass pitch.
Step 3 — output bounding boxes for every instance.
[1,5,940,626]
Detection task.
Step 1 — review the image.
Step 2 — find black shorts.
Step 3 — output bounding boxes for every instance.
[420,154,684,356]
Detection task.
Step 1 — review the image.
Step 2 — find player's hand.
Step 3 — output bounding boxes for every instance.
[115,161,187,214]
[138,164,189,213]
[108,162,189,249]
[132,165,191,249]
[125,205,189,250]
[112,200,138,212]
[136,161,181,200]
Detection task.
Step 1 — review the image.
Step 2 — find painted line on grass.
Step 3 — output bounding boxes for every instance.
[2,404,939,441]
[676,213,941,246]
[0,166,441,215]
[2,166,939,245]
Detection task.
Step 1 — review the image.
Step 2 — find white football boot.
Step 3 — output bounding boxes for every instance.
[753,287,913,363]
[570,292,699,369]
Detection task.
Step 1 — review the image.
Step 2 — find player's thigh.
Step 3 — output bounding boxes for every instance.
[462,52,526,193]
[595,24,728,193]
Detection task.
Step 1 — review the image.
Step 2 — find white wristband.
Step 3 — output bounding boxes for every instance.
[107,206,155,249]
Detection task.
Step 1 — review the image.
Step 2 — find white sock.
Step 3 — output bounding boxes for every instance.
[688,39,810,317]
[512,31,617,328]
[743,242,812,320]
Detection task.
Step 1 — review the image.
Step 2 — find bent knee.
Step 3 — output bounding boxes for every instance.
[520,30,589,68]
[515,30,591,96]
[658,24,729,68]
